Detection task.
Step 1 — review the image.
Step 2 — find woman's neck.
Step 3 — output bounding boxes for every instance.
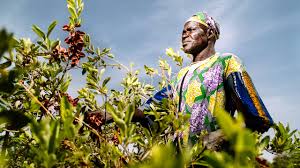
[192,43,216,62]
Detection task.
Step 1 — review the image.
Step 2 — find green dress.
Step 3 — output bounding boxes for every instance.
[143,53,273,134]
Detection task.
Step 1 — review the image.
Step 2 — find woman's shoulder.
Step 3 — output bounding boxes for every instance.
[218,53,244,66]
[219,52,240,60]
[218,53,245,77]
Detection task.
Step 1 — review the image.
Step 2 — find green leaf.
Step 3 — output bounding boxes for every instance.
[37,41,48,50]
[67,5,77,19]
[77,0,82,7]
[96,48,101,56]
[125,103,135,126]
[60,75,72,92]
[69,17,75,26]
[277,122,285,135]
[82,68,87,75]
[259,135,270,151]
[235,131,255,154]
[51,40,59,50]
[165,48,175,57]
[60,96,73,122]
[0,61,11,69]
[46,38,51,50]
[67,0,76,9]
[102,77,111,87]
[30,99,41,111]
[0,68,23,94]
[144,65,157,76]
[159,59,169,70]
[215,108,235,138]
[86,77,98,90]
[165,48,183,66]
[47,21,57,37]
[48,120,60,154]
[32,45,40,53]
[174,55,183,67]
[288,129,297,138]
[128,124,137,137]
[105,103,126,135]
[107,53,114,58]
[99,68,105,80]
[0,29,14,59]
[105,103,117,117]
[32,25,45,40]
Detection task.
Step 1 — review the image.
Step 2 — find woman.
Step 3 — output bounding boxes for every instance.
[99,12,273,147]
[139,12,273,137]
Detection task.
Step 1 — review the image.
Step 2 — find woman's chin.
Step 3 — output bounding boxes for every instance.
[182,47,192,54]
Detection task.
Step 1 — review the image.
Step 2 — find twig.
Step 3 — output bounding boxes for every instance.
[105,57,130,72]
[49,60,70,100]
[19,81,55,119]
[264,148,279,155]
[76,117,105,142]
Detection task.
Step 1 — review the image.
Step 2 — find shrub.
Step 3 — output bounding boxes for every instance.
[0,0,299,167]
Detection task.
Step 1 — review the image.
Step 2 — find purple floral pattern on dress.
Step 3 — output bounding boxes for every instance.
[189,100,210,133]
[203,64,223,93]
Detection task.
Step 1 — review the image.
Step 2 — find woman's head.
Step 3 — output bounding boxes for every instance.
[182,12,220,55]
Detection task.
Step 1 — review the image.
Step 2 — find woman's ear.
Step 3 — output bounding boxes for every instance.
[207,28,214,39]
[206,28,216,42]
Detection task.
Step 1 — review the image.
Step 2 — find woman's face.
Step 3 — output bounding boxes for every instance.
[182,21,209,55]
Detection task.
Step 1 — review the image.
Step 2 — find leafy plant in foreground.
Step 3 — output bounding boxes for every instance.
[0,0,299,167]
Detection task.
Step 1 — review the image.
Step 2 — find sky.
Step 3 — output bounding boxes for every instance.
[0,0,299,131]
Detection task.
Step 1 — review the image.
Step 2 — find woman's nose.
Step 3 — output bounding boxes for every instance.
[182,31,189,39]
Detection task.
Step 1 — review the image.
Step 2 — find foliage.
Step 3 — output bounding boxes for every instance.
[0,0,299,167]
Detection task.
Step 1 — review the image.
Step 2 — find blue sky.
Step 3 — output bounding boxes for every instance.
[0,0,299,130]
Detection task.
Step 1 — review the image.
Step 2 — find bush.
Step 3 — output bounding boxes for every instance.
[0,0,299,167]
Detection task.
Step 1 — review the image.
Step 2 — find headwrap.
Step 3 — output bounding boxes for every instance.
[186,12,220,40]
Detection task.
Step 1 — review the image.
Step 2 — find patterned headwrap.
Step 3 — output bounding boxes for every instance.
[186,12,220,40]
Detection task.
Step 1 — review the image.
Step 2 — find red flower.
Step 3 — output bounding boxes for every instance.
[78,52,85,58]
[64,37,72,44]
[62,25,86,66]
[62,25,70,31]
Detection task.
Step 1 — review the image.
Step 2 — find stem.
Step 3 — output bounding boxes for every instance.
[76,117,105,142]
[39,61,70,120]
[34,52,52,56]
[105,57,130,72]
[49,60,70,100]
[104,95,107,141]
[19,81,55,119]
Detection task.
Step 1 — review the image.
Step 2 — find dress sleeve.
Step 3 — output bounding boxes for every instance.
[138,85,173,131]
[140,84,173,111]
[224,55,273,133]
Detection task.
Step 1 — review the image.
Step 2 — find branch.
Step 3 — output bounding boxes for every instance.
[105,57,130,72]
[19,81,55,119]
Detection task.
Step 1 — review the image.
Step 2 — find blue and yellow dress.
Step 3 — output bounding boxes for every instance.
[143,53,273,134]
